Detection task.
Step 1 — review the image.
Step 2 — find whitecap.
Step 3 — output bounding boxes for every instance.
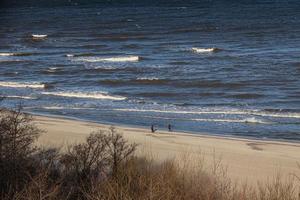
[32,34,48,39]
[6,95,36,100]
[0,53,15,56]
[0,52,32,56]
[75,55,140,62]
[191,117,271,124]
[191,47,219,53]
[137,77,159,80]
[41,106,95,110]
[42,91,126,100]
[0,81,45,89]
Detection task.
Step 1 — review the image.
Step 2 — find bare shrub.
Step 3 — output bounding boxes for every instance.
[0,105,41,195]
[105,126,137,177]
[60,127,137,199]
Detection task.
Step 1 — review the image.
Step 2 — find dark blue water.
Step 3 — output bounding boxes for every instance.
[1,1,300,140]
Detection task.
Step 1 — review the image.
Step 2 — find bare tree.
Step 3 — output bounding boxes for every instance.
[0,104,41,194]
[61,131,110,182]
[105,127,137,177]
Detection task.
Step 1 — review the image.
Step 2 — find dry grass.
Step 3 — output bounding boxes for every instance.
[0,108,300,200]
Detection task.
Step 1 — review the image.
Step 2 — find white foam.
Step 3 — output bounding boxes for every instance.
[127,114,271,125]
[0,53,15,56]
[253,111,300,119]
[45,67,59,73]
[191,117,271,124]
[114,108,300,119]
[41,106,95,110]
[191,47,218,53]
[0,52,31,56]
[0,81,45,89]
[42,91,126,100]
[66,54,74,57]
[114,108,246,115]
[32,34,48,38]
[137,77,159,80]
[6,95,36,100]
[75,56,140,62]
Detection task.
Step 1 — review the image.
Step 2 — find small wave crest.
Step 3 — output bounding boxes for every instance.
[114,108,300,119]
[6,95,36,100]
[137,77,159,81]
[74,55,140,62]
[41,106,93,110]
[191,47,221,53]
[191,117,271,124]
[42,67,62,74]
[66,53,96,57]
[0,81,45,89]
[0,52,32,56]
[31,34,47,39]
[99,78,167,86]
[42,91,126,100]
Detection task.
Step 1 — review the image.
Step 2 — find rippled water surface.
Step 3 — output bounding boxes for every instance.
[1,1,300,140]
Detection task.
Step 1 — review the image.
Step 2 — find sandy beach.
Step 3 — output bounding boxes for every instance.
[35,115,300,185]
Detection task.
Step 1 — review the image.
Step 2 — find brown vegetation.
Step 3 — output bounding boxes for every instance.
[0,107,299,200]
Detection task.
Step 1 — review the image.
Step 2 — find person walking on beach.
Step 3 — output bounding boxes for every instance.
[151,124,157,133]
[168,124,172,132]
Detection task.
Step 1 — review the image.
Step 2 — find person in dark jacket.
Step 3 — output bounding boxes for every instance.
[168,124,172,132]
[151,124,157,133]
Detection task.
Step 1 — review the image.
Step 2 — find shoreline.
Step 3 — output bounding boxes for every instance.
[34,113,300,185]
[30,111,300,144]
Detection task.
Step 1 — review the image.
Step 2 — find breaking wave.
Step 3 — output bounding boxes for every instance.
[0,81,45,89]
[113,108,300,119]
[40,106,94,110]
[0,52,32,56]
[74,55,140,62]
[6,95,36,100]
[137,77,159,80]
[42,91,126,100]
[31,34,47,39]
[191,47,221,53]
[191,117,271,124]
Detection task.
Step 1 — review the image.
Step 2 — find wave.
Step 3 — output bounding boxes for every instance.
[42,91,126,100]
[6,95,36,100]
[191,117,271,124]
[66,53,96,57]
[137,77,159,80]
[229,93,264,99]
[191,47,221,53]
[41,106,93,110]
[100,79,245,89]
[99,78,168,86]
[0,52,32,56]
[0,81,45,89]
[74,55,140,62]
[0,59,24,63]
[113,108,300,119]
[41,67,63,74]
[130,114,271,125]
[31,34,47,39]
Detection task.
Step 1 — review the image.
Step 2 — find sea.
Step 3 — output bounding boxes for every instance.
[0,0,300,140]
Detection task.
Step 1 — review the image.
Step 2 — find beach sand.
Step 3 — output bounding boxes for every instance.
[35,115,300,185]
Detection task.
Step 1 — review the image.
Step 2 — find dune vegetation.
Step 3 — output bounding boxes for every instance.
[0,106,299,200]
